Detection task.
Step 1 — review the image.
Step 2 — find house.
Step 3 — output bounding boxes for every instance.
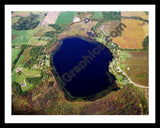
[21,79,26,87]
[84,18,90,23]
[21,84,26,87]
[16,68,22,73]
[73,17,80,23]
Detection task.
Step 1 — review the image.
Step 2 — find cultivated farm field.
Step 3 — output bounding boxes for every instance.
[112,19,146,49]
[41,11,60,25]
[55,11,75,25]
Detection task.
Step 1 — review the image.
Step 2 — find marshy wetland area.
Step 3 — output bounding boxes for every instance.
[11,11,149,115]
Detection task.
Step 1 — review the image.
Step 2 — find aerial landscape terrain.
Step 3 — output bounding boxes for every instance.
[11,11,149,115]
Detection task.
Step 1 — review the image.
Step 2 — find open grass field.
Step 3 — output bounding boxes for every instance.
[112,19,146,49]
[92,11,103,20]
[12,28,39,46]
[20,47,31,64]
[119,51,148,87]
[55,11,75,25]
[12,48,21,64]
[28,36,48,46]
[12,17,21,25]
[96,20,121,36]
[33,25,55,37]
[28,25,55,46]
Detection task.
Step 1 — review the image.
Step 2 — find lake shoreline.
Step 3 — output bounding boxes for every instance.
[49,36,118,101]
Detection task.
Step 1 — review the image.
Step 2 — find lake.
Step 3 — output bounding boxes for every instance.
[51,36,116,99]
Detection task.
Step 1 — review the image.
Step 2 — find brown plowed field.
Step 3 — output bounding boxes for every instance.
[112,19,146,49]
[41,11,60,25]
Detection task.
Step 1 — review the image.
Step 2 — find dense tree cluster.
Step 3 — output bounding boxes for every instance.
[142,36,149,50]
[24,46,45,68]
[12,14,41,30]
[12,82,22,94]
[102,11,121,21]
[26,70,50,88]
[48,24,67,34]
[26,76,42,87]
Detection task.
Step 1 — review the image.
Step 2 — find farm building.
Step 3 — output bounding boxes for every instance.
[84,18,90,23]
[21,84,26,87]
[16,68,22,73]
[21,79,26,87]
[73,17,80,23]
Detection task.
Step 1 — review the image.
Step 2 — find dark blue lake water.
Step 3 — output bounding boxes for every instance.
[52,36,115,98]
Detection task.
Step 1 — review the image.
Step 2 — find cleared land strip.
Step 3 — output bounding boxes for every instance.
[21,69,40,77]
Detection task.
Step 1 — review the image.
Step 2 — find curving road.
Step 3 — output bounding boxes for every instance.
[117,66,149,89]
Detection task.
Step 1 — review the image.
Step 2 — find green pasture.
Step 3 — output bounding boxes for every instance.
[12,29,39,46]
[92,11,103,20]
[12,48,21,64]
[55,11,75,25]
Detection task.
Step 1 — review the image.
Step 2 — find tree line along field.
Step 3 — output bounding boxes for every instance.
[12,48,21,64]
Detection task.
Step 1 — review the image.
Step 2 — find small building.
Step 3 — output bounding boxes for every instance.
[21,79,26,87]
[84,18,90,23]
[73,17,80,23]
[16,68,22,73]
[21,84,26,87]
